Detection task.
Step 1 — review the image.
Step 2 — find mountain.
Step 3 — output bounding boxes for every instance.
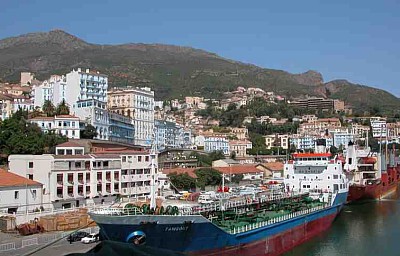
[0,30,399,114]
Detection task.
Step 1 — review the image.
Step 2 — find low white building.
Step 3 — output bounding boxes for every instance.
[204,136,230,155]
[8,144,156,210]
[29,115,80,139]
[0,169,43,214]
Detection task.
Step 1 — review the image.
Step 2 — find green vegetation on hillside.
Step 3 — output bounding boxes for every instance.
[0,109,67,164]
[1,30,399,113]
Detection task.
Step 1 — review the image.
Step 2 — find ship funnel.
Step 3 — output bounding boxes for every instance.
[344,141,357,171]
[315,139,327,153]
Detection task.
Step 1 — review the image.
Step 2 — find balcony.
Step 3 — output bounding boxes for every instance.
[57,194,63,198]
[114,189,119,193]
[78,192,84,196]
[68,193,74,197]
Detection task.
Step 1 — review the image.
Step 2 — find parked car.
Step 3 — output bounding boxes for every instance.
[81,233,99,244]
[67,231,89,242]
[165,194,180,200]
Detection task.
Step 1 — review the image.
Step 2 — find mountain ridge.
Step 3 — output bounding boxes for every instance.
[0,30,398,114]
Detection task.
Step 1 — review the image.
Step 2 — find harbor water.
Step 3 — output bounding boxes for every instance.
[285,187,400,256]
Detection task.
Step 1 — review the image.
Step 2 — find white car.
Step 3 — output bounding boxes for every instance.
[81,233,99,244]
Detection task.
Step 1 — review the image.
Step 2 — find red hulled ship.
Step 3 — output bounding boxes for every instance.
[345,142,400,203]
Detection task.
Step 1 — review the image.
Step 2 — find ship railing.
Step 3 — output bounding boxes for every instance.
[229,204,328,235]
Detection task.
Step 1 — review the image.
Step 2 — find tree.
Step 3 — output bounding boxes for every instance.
[231,174,244,184]
[42,100,55,117]
[81,124,98,139]
[168,173,196,190]
[208,150,225,161]
[56,99,70,115]
[194,168,222,189]
[0,109,67,163]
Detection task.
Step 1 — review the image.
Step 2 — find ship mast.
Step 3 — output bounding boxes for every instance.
[149,131,157,210]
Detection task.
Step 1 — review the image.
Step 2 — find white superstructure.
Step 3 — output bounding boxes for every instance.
[284,141,348,203]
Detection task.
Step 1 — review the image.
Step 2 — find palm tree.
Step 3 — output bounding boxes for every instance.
[42,100,55,117]
[56,99,70,115]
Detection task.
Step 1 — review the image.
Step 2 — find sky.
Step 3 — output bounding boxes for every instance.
[1,0,399,96]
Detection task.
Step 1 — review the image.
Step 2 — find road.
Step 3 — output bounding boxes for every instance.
[0,239,97,256]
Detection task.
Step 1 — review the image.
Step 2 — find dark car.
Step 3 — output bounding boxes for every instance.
[67,231,90,242]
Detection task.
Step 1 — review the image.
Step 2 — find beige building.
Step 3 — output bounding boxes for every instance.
[229,140,249,157]
[185,96,204,107]
[230,127,248,140]
[264,134,289,149]
[108,86,155,146]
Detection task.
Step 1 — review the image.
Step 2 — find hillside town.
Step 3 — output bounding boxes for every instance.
[0,68,400,253]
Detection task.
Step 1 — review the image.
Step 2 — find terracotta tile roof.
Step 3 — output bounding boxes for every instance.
[0,169,42,187]
[260,162,284,171]
[213,165,262,175]
[162,165,263,177]
[56,141,83,148]
[162,168,197,178]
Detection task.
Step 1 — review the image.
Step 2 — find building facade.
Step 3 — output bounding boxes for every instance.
[108,87,155,146]
[8,144,156,210]
[29,115,80,139]
[0,169,43,214]
[204,136,230,155]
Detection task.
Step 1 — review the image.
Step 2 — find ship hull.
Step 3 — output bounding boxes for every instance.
[347,166,400,203]
[91,192,347,256]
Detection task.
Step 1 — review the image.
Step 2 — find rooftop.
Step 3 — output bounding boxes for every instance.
[0,169,42,188]
[56,141,84,148]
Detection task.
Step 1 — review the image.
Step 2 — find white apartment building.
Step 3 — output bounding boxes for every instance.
[8,144,156,209]
[65,68,108,106]
[0,169,43,214]
[33,75,67,108]
[204,136,230,155]
[370,118,387,138]
[72,99,109,140]
[29,115,80,139]
[108,87,155,146]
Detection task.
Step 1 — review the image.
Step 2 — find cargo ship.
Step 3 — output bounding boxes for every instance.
[345,142,400,202]
[89,141,348,256]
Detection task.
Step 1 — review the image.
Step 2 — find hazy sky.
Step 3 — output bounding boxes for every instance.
[1,0,399,96]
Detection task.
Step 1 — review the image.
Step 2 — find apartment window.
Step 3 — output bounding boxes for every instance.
[75,162,82,168]
[145,156,149,162]
[103,161,109,168]
[138,156,142,162]
[97,184,102,192]
[57,149,64,155]
[28,162,34,168]
[68,173,73,183]
[97,172,102,181]
[75,149,83,155]
[122,156,126,162]
[32,190,37,198]
[28,174,33,180]
[58,121,62,127]
[72,131,75,136]
[57,187,63,197]
[57,174,63,184]
[66,149,73,155]
[14,191,19,199]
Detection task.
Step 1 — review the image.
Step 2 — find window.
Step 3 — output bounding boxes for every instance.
[333,175,338,179]
[103,161,109,168]
[122,156,126,162]
[145,156,149,162]
[14,191,19,199]
[28,162,34,168]
[28,174,33,180]
[75,149,83,155]
[138,156,142,162]
[66,149,73,155]
[75,162,81,168]
[57,149,64,155]
[32,190,37,198]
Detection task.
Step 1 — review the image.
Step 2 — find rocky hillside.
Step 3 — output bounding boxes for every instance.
[0,30,398,113]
